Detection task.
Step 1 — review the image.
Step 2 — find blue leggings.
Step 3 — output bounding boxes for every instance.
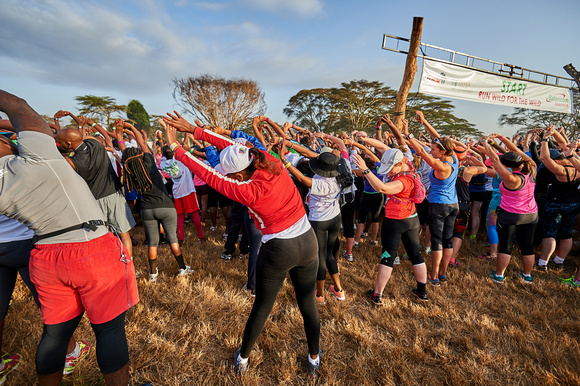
[486,208,499,245]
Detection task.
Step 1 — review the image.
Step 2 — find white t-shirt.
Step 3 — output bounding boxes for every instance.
[159,158,196,199]
[307,175,341,222]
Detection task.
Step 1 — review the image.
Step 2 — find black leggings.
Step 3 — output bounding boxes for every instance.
[429,203,459,250]
[311,214,341,280]
[0,238,40,320]
[36,312,128,375]
[240,228,319,358]
[497,210,538,255]
[380,216,424,267]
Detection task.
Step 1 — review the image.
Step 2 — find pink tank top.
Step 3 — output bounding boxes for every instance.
[499,171,537,214]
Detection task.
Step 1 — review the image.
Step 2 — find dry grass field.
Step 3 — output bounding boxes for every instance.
[3,216,580,385]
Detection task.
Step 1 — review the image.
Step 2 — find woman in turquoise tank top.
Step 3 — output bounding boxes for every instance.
[407,112,459,286]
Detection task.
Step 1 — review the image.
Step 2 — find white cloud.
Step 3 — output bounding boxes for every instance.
[242,0,323,16]
[192,1,229,11]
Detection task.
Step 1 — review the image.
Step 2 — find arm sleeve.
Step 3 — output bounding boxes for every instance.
[529,142,541,166]
[230,130,267,152]
[204,146,220,167]
[174,147,258,207]
[194,127,235,150]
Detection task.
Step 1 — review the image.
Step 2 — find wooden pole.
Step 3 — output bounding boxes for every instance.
[392,17,423,130]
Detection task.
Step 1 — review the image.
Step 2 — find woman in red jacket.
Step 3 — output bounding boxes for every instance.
[163,112,321,377]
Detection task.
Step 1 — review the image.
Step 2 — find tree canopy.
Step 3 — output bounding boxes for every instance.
[285,80,482,139]
[74,95,126,127]
[498,89,579,137]
[126,99,151,132]
[173,74,267,130]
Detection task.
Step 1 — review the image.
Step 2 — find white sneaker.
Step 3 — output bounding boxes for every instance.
[176,266,192,276]
[210,226,217,231]
[353,241,360,248]
[222,233,228,240]
[149,268,159,282]
[394,256,400,265]
[343,251,354,262]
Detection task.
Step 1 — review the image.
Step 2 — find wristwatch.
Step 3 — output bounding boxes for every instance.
[406,133,415,140]
[362,169,371,175]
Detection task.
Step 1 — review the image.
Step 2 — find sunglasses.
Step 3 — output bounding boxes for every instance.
[432,137,446,150]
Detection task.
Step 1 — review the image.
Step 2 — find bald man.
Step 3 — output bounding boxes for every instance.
[56,127,136,257]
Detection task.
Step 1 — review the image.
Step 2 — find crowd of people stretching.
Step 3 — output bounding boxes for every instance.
[0,88,579,384]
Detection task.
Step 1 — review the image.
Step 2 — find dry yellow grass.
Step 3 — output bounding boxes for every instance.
[3,217,580,385]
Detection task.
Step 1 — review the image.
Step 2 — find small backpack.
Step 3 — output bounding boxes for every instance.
[335,157,354,190]
[387,161,426,204]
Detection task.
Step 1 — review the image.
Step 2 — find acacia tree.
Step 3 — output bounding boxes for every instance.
[74,95,126,127]
[406,93,482,139]
[283,88,340,132]
[498,89,579,137]
[329,80,396,132]
[173,75,267,130]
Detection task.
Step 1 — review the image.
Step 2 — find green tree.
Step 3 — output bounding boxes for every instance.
[406,93,483,139]
[285,82,478,138]
[498,89,579,137]
[329,79,396,132]
[126,99,151,133]
[74,95,126,127]
[173,74,267,130]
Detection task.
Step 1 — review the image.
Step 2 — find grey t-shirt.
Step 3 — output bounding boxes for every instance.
[0,131,107,244]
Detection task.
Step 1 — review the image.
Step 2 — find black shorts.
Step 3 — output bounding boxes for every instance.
[469,191,486,203]
[358,193,385,223]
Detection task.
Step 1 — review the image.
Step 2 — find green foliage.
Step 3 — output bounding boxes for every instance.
[406,93,483,139]
[74,95,126,127]
[498,89,580,138]
[285,81,480,139]
[127,100,151,132]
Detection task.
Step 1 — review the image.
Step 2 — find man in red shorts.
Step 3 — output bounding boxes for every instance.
[0,89,139,385]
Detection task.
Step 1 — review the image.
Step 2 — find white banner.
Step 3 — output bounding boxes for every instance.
[419,59,573,114]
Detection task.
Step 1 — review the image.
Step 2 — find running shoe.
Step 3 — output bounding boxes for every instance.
[149,267,159,282]
[519,272,533,284]
[489,272,504,284]
[63,341,90,375]
[342,251,354,262]
[221,252,232,261]
[438,274,448,283]
[423,246,432,254]
[366,289,382,305]
[233,349,248,376]
[238,253,247,260]
[393,256,400,265]
[243,283,256,298]
[176,266,193,277]
[222,233,228,241]
[209,226,217,231]
[549,260,564,270]
[427,274,440,287]
[315,290,325,305]
[307,350,322,377]
[558,276,580,288]
[0,354,20,385]
[536,264,547,272]
[411,289,428,301]
[329,285,345,301]
[370,240,377,246]
[448,259,459,267]
[362,231,368,238]
[353,241,360,248]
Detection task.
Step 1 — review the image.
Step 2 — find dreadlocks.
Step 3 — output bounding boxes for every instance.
[122,147,153,192]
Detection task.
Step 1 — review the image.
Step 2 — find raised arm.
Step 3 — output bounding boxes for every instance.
[482,138,521,189]
[350,139,380,163]
[251,116,268,149]
[84,116,113,148]
[121,120,149,153]
[284,139,318,159]
[278,142,312,188]
[351,153,404,195]
[406,136,450,174]
[415,110,440,139]
[0,89,52,137]
[383,114,406,147]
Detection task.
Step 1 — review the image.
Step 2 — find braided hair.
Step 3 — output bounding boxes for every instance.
[122,147,153,193]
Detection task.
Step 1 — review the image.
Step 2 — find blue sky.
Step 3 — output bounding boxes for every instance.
[1,0,578,134]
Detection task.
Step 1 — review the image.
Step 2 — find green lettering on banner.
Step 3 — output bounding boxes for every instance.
[501,81,526,95]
